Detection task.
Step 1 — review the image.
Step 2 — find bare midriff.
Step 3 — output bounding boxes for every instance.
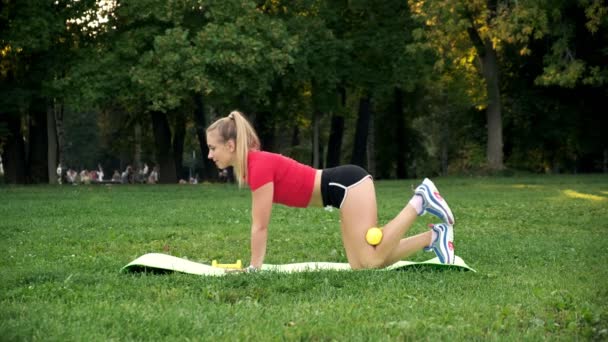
[307,170,324,208]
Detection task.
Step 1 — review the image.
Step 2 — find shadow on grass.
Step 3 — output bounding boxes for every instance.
[122,266,176,275]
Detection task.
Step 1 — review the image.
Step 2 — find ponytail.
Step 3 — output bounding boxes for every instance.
[207,110,260,186]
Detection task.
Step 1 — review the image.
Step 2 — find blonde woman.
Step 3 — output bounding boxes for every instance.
[206,111,455,271]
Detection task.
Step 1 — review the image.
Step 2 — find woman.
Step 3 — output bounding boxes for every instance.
[206,111,455,271]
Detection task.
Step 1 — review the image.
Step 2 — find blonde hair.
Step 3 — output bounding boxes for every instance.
[206,110,260,186]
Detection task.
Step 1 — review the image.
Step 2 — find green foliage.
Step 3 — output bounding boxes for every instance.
[406,0,608,174]
[340,0,430,94]
[474,0,608,87]
[2,0,607,183]
[534,0,608,87]
[131,27,199,111]
[194,5,297,105]
[1,0,86,111]
[1,176,607,339]
[261,1,346,113]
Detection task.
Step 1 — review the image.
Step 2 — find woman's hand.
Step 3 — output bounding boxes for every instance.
[245,265,258,273]
[224,265,258,274]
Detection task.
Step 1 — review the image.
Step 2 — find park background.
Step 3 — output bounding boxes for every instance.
[1,0,607,183]
[2,2,608,340]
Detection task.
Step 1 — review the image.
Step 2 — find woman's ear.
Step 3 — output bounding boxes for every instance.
[226,139,236,152]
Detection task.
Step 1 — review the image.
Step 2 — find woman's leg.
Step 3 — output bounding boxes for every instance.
[383,232,432,265]
[338,178,378,268]
[340,178,428,269]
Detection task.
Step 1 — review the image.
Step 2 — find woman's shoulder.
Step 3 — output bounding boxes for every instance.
[249,150,281,161]
[248,151,290,172]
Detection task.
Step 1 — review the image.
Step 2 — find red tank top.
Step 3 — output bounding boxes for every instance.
[247,151,316,208]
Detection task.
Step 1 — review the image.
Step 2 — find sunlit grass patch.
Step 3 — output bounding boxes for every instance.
[562,189,606,202]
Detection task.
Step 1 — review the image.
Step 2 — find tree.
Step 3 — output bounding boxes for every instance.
[523,0,608,87]
[409,0,607,173]
[337,0,431,174]
[409,0,507,170]
[257,0,345,167]
[499,0,608,172]
[0,0,93,183]
[61,0,297,183]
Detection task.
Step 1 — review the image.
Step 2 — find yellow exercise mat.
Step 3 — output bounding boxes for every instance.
[122,253,476,276]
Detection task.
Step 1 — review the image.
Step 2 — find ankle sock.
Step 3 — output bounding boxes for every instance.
[429,228,438,246]
[408,194,423,215]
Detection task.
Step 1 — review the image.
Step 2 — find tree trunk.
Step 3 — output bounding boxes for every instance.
[2,114,26,184]
[394,88,407,179]
[28,104,49,183]
[467,3,504,170]
[134,122,142,170]
[483,43,504,170]
[438,94,450,175]
[326,87,346,168]
[173,111,186,180]
[351,96,372,168]
[367,105,376,176]
[291,125,300,147]
[312,110,321,168]
[192,94,216,180]
[603,149,607,173]
[150,111,177,183]
[326,114,344,168]
[255,111,275,152]
[47,105,58,184]
[440,121,449,175]
[54,102,66,166]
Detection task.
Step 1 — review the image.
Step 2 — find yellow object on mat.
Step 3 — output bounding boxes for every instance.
[211,260,242,269]
[122,253,476,276]
[366,227,383,245]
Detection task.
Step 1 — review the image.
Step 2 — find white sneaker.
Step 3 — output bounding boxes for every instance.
[425,223,455,264]
[414,178,455,225]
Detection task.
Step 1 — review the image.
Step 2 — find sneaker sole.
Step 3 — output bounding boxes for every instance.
[418,179,455,225]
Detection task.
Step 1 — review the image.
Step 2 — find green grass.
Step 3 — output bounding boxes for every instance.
[1,175,607,340]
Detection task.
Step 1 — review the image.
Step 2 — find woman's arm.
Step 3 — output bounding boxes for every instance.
[250,182,273,268]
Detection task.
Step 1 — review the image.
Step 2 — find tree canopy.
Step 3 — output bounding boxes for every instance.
[1,0,606,184]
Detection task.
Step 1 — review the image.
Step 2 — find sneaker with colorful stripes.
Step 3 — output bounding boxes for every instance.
[425,223,455,264]
[414,178,455,225]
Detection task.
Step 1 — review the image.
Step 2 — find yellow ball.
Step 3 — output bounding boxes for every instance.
[366,227,383,246]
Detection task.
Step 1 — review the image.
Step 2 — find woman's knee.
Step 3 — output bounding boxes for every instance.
[348,250,389,270]
[352,260,385,270]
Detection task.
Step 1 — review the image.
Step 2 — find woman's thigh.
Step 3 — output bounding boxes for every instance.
[339,178,379,268]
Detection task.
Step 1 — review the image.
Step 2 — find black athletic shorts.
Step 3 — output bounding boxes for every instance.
[321,165,372,209]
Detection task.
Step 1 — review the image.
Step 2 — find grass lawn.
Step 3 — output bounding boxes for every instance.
[1,175,607,340]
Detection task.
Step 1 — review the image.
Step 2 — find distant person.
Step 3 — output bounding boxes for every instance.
[67,168,78,184]
[132,167,140,183]
[206,111,456,272]
[148,165,159,184]
[56,164,63,184]
[80,170,91,184]
[90,170,98,182]
[112,170,121,182]
[141,163,149,179]
[121,166,133,184]
[97,164,104,182]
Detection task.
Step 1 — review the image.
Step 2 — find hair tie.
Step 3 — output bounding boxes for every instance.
[228,113,235,120]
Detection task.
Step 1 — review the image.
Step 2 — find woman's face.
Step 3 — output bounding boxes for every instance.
[206,129,235,170]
